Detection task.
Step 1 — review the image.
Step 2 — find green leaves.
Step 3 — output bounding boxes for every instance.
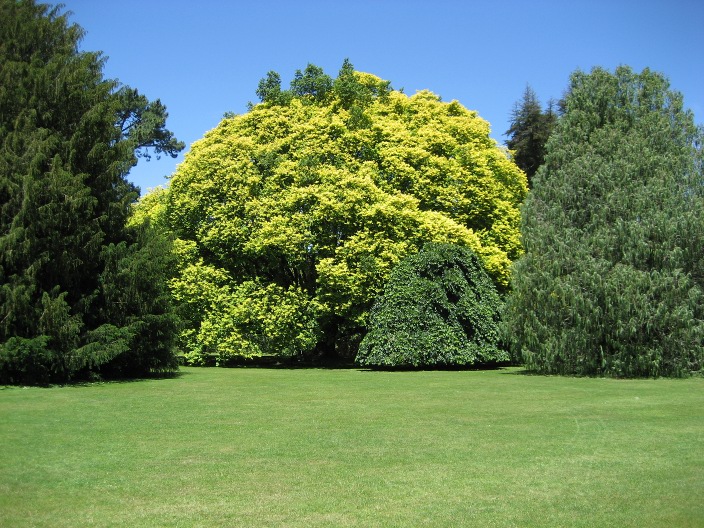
[356,243,507,368]
[115,87,185,161]
[505,66,704,377]
[0,1,183,383]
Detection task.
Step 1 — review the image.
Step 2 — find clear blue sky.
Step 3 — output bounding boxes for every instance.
[66,0,704,193]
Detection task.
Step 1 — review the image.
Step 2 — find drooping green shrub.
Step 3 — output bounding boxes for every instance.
[356,243,507,368]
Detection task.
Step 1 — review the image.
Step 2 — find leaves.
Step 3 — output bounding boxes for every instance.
[505,66,704,377]
[165,65,526,361]
[0,1,183,383]
[356,243,507,368]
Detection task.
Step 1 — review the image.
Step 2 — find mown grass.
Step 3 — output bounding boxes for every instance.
[1,367,702,527]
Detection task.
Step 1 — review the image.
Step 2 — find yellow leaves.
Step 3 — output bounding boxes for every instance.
[417,211,481,248]
[245,213,310,262]
[352,71,386,89]
[317,234,412,322]
[197,281,320,360]
[171,238,199,266]
[166,74,528,358]
[128,186,168,229]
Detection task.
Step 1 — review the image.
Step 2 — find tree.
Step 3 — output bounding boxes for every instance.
[356,243,506,368]
[255,71,289,106]
[290,63,333,102]
[165,61,527,364]
[0,0,184,384]
[505,85,557,186]
[504,66,704,377]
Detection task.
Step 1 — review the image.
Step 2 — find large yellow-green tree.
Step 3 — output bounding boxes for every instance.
[164,61,527,363]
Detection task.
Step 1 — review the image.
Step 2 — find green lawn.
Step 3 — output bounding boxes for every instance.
[1,367,702,527]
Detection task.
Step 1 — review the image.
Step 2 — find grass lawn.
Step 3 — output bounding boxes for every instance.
[1,366,702,527]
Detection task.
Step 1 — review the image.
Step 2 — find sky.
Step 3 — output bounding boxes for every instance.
[66,0,704,194]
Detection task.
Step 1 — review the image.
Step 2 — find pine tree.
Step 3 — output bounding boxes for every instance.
[0,0,183,383]
[504,66,704,377]
[505,85,557,186]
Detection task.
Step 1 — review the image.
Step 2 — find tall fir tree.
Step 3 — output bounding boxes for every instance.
[504,66,704,377]
[0,0,183,383]
[505,85,557,186]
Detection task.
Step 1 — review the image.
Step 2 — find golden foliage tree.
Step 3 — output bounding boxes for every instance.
[162,61,527,363]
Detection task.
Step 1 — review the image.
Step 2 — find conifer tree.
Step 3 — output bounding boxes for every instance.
[505,85,557,186]
[505,66,704,377]
[0,0,183,383]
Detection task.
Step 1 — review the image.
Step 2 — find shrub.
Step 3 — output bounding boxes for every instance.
[356,243,507,368]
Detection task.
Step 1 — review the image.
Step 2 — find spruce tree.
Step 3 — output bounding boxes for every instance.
[505,85,557,186]
[0,0,183,383]
[505,66,704,377]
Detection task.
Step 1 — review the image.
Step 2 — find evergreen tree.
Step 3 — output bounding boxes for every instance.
[504,66,704,377]
[505,85,557,186]
[0,0,183,384]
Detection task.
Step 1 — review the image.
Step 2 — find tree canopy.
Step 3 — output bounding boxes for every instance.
[0,0,183,384]
[164,61,527,364]
[504,66,704,377]
[356,243,506,368]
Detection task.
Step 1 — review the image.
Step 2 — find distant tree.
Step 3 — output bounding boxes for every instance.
[504,66,704,377]
[356,243,507,368]
[164,61,526,364]
[505,85,557,185]
[0,0,183,384]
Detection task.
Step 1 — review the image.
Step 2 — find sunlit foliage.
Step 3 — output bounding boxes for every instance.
[165,61,527,362]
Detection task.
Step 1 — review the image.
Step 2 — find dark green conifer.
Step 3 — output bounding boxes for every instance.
[505,66,704,377]
[505,85,557,186]
[0,0,183,383]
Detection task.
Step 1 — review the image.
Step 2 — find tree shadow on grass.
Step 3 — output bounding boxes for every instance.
[498,367,539,375]
[12,370,191,390]
[357,362,518,373]
[213,355,358,370]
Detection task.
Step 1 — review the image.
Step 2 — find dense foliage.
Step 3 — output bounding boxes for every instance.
[504,66,704,377]
[165,61,527,363]
[356,243,506,368]
[0,1,183,384]
[505,85,557,186]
